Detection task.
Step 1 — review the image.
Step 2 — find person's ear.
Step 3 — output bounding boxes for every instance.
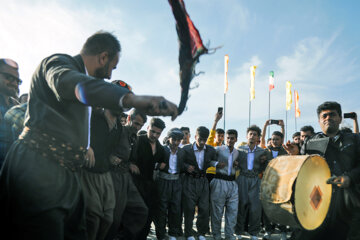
[98,52,109,66]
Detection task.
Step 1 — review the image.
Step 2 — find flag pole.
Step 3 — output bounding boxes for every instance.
[224,93,226,131]
[286,110,288,142]
[249,100,251,127]
[268,89,271,139]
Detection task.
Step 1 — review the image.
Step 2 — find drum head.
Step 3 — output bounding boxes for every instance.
[294,155,332,230]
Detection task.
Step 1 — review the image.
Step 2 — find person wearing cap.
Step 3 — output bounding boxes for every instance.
[0,31,178,239]
[0,58,21,167]
[106,107,148,240]
[155,128,185,240]
[209,129,240,240]
[182,126,216,240]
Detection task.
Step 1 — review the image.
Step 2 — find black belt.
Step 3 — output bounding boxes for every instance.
[239,170,258,178]
[214,174,235,181]
[19,127,86,171]
[186,172,206,178]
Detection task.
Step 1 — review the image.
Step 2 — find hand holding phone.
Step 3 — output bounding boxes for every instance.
[269,119,279,125]
[344,112,357,119]
[218,107,223,114]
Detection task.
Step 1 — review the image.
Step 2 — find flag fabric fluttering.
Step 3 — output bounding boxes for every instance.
[269,71,274,91]
[295,90,300,118]
[168,0,210,115]
[224,55,229,94]
[286,81,292,111]
[250,66,256,100]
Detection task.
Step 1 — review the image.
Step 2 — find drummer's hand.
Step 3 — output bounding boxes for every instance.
[123,94,178,121]
[85,147,95,168]
[159,162,166,170]
[332,175,351,188]
[129,163,140,175]
[283,140,300,155]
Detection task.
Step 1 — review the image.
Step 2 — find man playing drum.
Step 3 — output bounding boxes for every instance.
[284,101,360,240]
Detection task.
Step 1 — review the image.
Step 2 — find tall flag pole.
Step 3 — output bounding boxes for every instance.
[285,81,292,142]
[224,54,229,131]
[294,90,300,131]
[249,66,256,127]
[268,71,275,139]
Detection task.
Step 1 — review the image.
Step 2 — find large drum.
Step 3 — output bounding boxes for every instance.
[260,154,332,230]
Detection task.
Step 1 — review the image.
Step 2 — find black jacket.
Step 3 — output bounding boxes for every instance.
[160,146,185,174]
[182,143,216,175]
[25,54,130,147]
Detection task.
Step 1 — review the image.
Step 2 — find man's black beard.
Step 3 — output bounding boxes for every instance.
[94,61,110,79]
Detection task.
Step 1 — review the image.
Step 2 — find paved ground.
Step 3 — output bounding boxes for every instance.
[147,218,292,240]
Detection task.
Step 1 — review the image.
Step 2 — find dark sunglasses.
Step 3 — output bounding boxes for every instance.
[0,72,22,85]
[0,58,19,69]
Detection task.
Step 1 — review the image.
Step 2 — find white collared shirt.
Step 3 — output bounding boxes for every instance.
[193,143,206,170]
[227,146,235,175]
[247,145,257,170]
[85,67,92,150]
[168,148,178,174]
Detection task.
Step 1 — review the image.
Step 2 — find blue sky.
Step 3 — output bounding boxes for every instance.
[1,0,359,142]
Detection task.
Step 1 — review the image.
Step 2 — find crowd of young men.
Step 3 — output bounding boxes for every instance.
[0,31,359,240]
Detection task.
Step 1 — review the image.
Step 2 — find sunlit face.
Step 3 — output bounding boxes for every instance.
[247,130,259,145]
[318,109,342,135]
[0,65,20,97]
[271,135,283,148]
[226,134,237,148]
[94,52,119,79]
[215,133,224,144]
[129,114,145,132]
[147,125,163,143]
[195,134,207,150]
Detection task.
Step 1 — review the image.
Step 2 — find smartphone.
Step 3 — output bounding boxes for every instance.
[344,112,356,119]
[218,107,223,114]
[269,119,279,125]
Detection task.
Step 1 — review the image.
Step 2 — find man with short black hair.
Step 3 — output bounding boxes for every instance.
[182,126,216,240]
[0,58,21,167]
[180,126,190,147]
[235,125,271,240]
[300,125,315,144]
[0,31,177,239]
[133,117,166,240]
[285,101,360,240]
[210,129,240,240]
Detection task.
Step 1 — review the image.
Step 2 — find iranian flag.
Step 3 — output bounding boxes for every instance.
[269,71,274,91]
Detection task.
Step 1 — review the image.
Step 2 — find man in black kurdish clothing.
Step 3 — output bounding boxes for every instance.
[182,126,216,240]
[284,101,360,240]
[0,31,178,240]
[80,106,121,240]
[155,128,185,240]
[132,117,166,240]
[106,107,148,240]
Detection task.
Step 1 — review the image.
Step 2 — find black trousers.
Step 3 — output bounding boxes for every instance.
[106,172,148,240]
[132,177,159,240]
[0,141,87,240]
[155,177,182,239]
[182,175,210,237]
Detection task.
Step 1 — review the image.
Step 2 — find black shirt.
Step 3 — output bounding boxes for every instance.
[135,134,165,181]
